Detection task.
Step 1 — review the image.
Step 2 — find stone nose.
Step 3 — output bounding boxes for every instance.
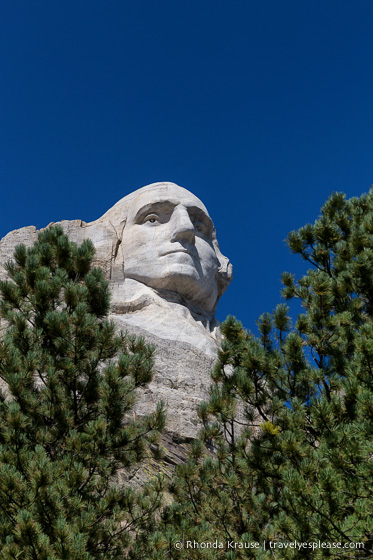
[170,205,195,244]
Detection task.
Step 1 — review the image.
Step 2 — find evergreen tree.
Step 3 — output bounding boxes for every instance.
[0,225,165,560]
[139,189,373,559]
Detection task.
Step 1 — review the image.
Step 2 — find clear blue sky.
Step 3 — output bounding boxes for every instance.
[1,1,373,330]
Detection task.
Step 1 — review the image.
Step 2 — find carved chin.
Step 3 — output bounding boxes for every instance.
[144,266,202,292]
[126,267,217,310]
[153,273,217,308]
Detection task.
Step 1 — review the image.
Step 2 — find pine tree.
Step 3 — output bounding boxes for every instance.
[140,189,373,559]
[0,225,165,560]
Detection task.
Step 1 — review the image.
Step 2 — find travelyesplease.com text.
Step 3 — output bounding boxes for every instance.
[174,539,364,551]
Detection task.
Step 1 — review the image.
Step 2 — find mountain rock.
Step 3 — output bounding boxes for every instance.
[0,182,233,443]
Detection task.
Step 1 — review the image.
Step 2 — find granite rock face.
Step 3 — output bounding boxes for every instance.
[0,182,233,440]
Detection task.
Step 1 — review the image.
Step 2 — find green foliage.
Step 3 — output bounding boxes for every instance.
[0,226,165,559]
[138,189,373,559]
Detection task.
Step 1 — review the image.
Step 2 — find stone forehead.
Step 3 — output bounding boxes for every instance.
[101,182,210,223]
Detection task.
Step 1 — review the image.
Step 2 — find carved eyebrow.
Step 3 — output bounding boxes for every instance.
[133,200,213,232]
[133,201,176,222]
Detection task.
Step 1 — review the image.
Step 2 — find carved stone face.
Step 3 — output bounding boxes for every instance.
[121,183,221,313]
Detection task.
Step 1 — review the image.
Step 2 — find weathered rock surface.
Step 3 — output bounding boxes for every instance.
[0,182,233,442]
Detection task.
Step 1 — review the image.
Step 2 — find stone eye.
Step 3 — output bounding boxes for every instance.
[193,221,206,234]
[144,214,159,224]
